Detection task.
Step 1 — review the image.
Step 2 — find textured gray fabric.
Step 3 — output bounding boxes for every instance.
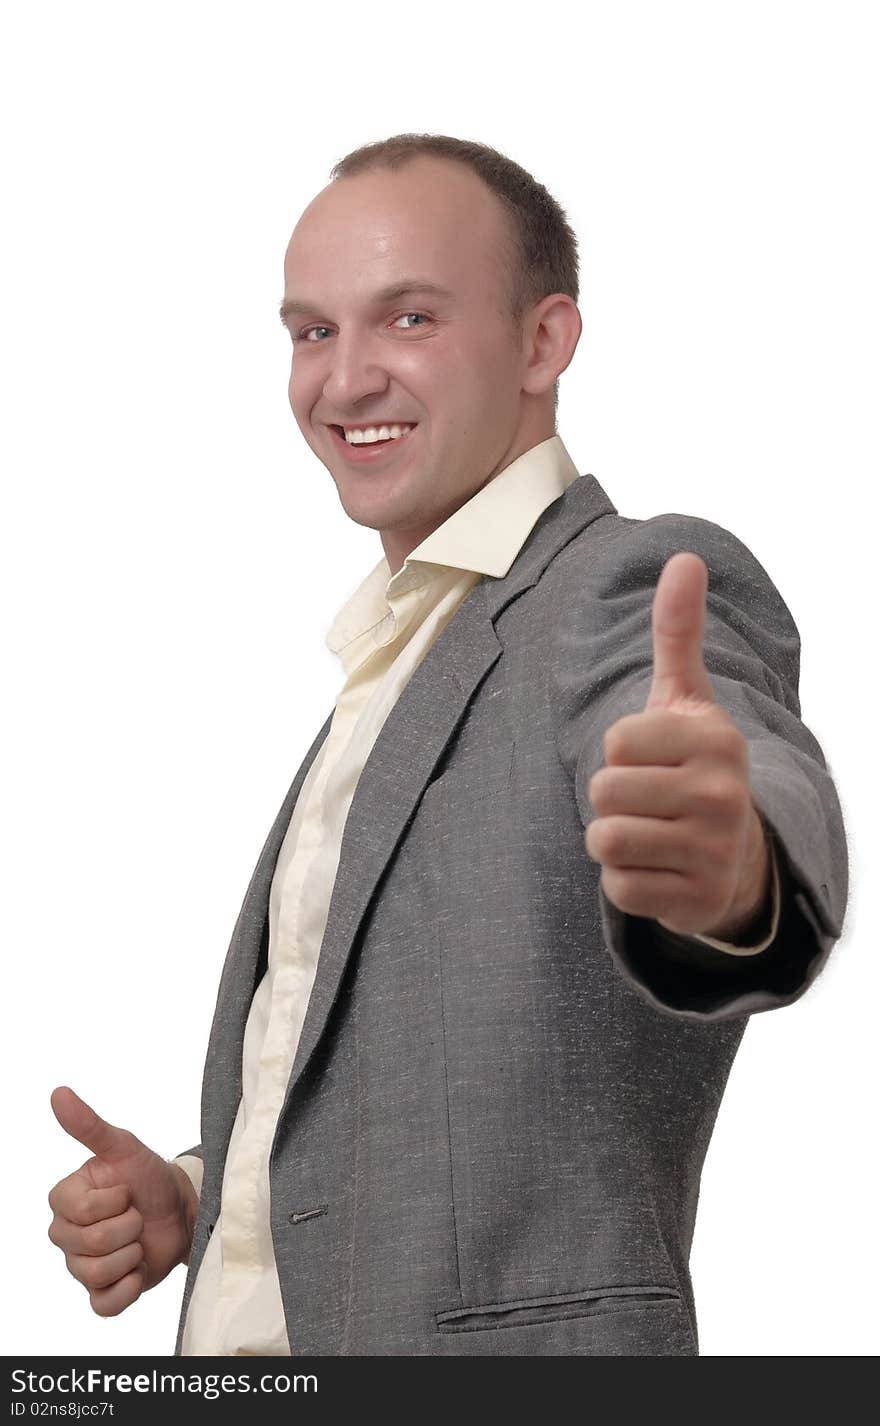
[173,472,848,1356]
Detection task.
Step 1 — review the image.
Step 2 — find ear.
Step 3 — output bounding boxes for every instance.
[521,293,582,396]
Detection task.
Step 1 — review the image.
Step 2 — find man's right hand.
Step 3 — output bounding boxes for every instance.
[48,1086,199,1318]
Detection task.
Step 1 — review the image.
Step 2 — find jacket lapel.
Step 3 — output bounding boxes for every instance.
[278,579,504,1112]
[268,470,618,1135]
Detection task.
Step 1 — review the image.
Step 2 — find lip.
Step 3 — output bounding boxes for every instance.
[327,423,418,463]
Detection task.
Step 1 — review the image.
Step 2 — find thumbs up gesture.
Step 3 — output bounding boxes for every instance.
[585,553,772,941]
[47,1087,199,1317]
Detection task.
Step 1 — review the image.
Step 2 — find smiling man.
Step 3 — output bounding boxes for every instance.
[280,152,581,573]
[48,133,848,1357]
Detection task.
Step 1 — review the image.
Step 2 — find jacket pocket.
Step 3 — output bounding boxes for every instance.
[421,738,516,805]
[435,1283,682,1333]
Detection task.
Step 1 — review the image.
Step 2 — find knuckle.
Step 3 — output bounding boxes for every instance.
[79,1258,104,1289]
[715,723,746,763]
[603,728,622,762]
[589,768,613,808]
[601,867,628,909]
[87,1197,107,1225]
[110,1191,131,1222]
[47,1219,63,1248]
[84,1221,111,1255]
[699,774,741,813]
[91,1272,140,1318]
[48,1182,72,1216]
[71,1194,91,1225]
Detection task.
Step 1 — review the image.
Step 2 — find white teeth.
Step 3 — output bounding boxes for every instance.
[344,423,413,445]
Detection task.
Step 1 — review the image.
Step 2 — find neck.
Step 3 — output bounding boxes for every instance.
[380,419,558,576]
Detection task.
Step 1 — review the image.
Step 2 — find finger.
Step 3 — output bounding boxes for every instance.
[50,1086,128,1160]
[589,765,684,818]
[600,865,695,923]
[48,1178,131,1226]
[89,1263,147,1318]
[586,814,707,871]
[645,553,715,710]
[590,762,745,820]
[604,707,734,767]
[66,1238,145,1293]
[49,1203,144,1257]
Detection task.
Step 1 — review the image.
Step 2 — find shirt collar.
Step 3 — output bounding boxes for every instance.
[326,433,581,656]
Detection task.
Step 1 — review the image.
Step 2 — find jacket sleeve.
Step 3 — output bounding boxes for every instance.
[549,511,850,1023]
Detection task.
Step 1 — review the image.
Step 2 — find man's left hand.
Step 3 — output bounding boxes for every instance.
[585,552,772,941]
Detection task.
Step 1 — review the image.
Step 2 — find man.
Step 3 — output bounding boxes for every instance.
[47,134,848,1356]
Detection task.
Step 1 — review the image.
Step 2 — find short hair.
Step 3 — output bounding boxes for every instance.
[328,133,580,417]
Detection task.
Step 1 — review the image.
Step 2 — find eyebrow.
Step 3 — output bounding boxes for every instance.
[278,279,455,328]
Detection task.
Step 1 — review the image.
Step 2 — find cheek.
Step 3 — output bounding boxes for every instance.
[418,372,479,437]
[445,333,503,402]
[287,367,314,423]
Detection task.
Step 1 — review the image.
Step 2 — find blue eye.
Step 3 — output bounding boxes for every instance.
[294,312,432,342]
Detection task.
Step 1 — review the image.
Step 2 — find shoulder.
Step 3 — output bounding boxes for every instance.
[541,506,799,641]
[538,506,802,723]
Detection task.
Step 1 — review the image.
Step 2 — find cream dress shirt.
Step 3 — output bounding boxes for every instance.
[173,434,780,1355]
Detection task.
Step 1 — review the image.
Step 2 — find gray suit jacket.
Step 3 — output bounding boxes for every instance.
[173,471,847,1356]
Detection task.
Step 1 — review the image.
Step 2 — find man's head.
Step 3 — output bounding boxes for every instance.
[280,134,582,573]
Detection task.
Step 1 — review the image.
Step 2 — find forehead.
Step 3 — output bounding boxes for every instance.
[283,157,511,302]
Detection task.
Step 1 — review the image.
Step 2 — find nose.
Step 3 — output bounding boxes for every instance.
[320,329,391,412]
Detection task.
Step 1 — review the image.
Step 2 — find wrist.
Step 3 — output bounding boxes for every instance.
[169,1161,200,1266]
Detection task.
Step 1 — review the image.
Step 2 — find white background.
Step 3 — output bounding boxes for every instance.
[3,0,875,1357]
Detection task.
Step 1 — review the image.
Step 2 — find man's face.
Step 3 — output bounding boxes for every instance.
[281,156,541,570]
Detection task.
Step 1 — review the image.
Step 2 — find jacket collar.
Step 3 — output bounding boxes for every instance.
[326,434,585,661]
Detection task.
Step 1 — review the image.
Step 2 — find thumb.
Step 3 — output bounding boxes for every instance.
[50,1085,131,1160]
[645,552,716,710]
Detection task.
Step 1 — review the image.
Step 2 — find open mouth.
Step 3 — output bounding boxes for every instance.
[329,424,418,461]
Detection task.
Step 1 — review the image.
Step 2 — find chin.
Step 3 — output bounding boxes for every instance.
[331,484,386,530]
[338,504,385,533]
